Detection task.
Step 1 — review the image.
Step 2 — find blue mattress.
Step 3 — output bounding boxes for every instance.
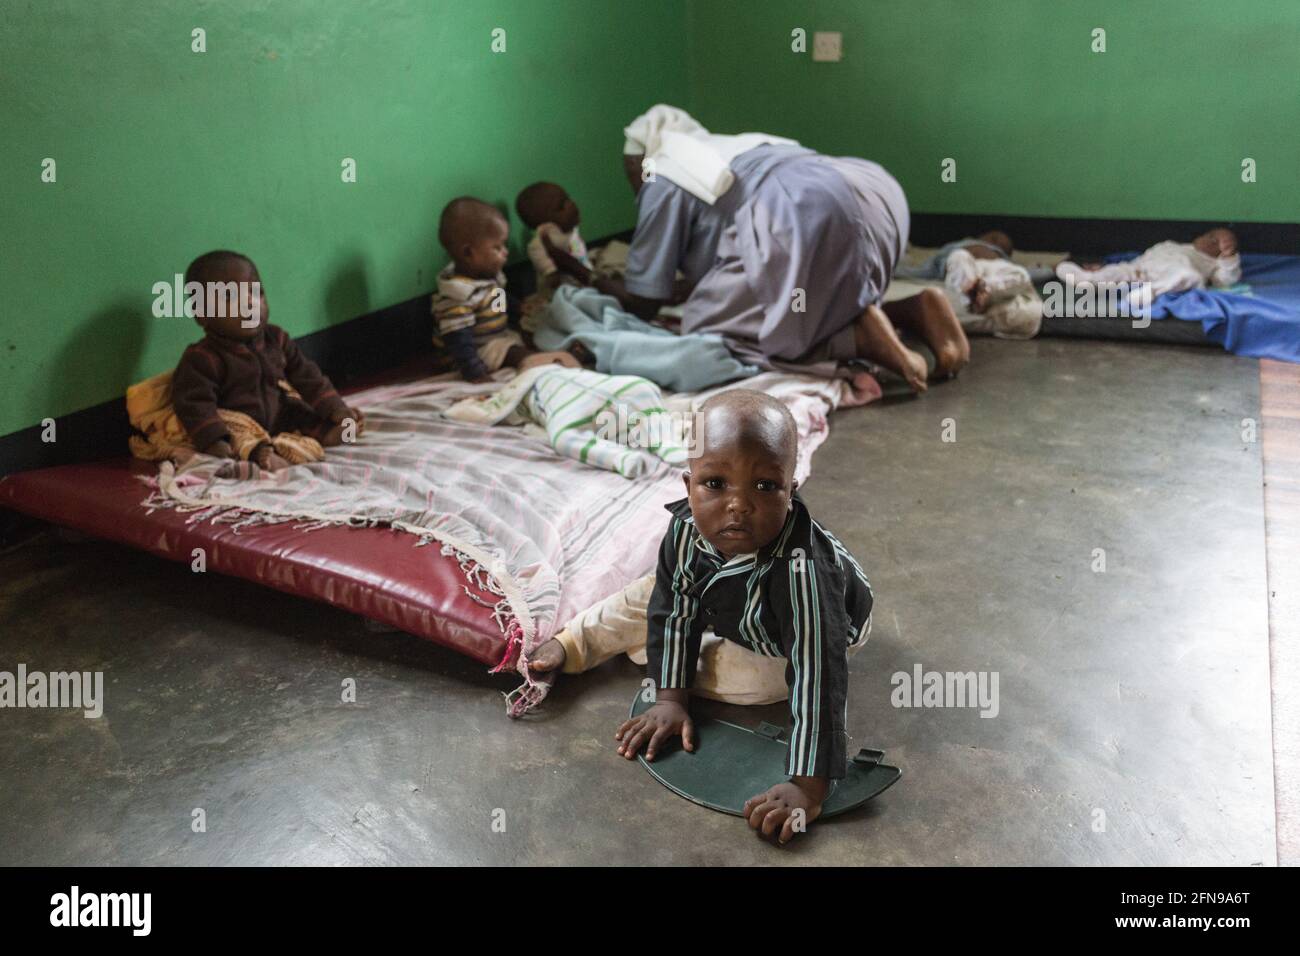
[1105,252,1300,363]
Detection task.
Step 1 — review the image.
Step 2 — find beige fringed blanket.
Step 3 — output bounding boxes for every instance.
[139,370,871,715]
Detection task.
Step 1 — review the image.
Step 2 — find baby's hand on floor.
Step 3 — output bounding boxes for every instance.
[203,439,236,460]
[744,777,828,845]
[615,700,694,761]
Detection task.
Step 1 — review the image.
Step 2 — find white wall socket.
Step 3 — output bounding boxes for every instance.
[812,31,842,62]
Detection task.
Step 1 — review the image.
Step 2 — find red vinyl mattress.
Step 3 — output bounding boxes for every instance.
[0,456,507,666]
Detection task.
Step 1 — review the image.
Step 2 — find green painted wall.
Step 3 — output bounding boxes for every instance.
[0,0,688,437]
[3,0,1296,439]
[688,0,1299,222]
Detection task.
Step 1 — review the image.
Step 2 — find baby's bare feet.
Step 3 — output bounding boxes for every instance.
[966,278,991,313]
[527,637,567,673]
[256,449,291,471]
[519,350,579,371]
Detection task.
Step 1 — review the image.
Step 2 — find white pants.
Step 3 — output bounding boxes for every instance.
[555,573,865,706]
[478,329,525,372]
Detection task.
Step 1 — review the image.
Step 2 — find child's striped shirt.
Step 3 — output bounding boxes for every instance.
[645,494,874,779]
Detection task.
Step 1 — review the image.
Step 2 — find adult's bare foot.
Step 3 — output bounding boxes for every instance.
[883,287,971,380]
[853,304,928,393]
[527,637,567,673]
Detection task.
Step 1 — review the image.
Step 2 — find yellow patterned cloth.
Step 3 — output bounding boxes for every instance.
[127,370,325,464]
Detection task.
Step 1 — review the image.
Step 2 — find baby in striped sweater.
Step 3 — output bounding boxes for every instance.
[432,197,578,382]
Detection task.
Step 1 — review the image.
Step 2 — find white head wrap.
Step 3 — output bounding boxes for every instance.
[622,104,706,156]
[621,104,799,205]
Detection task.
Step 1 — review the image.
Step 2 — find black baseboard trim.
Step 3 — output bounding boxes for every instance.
[0,219,1292,477]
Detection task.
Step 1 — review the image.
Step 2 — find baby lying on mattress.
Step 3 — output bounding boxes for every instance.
[133,250,365,471]
[1055,227,1242,299]
[895,231,1044,340]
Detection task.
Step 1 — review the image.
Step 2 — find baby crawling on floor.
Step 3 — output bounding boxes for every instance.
[530,389,874,844]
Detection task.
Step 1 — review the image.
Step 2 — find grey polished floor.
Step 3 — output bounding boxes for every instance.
[0,337,1276,865]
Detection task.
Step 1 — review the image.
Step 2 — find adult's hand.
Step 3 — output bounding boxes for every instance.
[541,234,594,285]
[592,275,664,323]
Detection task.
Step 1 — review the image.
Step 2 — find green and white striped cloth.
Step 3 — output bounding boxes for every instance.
[446,365,689,478]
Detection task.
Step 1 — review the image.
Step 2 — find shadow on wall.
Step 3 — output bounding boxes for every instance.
[44,297,144,460]
[313,254,373,376]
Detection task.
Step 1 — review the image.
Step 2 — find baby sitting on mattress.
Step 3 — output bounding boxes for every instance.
[432,196,579,382]
[515,181,592,296]
[170,250,364,471]
[529,389,873,844]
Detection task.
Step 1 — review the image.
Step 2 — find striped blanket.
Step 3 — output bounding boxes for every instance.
[445,365,688,478]
[142,370,875,714]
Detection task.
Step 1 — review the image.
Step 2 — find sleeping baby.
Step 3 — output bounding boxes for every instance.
[897,231,1043,339]
[1055,228,1242,299]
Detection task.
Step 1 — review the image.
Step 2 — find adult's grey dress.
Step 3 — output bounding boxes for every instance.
[624,144,910,378]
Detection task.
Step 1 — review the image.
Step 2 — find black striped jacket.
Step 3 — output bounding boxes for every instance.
[645,494,873,779]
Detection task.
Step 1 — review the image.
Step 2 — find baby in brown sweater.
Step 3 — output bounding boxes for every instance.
[171,250,364,471]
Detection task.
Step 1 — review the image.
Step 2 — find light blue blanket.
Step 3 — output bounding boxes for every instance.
[533,286,758,392]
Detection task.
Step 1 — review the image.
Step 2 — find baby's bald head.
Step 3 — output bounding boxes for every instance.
[694,389,798,474]
[685,390,799,555]
[438,196,509,278]
[438,197,505,253]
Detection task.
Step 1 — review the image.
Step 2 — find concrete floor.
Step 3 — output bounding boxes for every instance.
[0,337,1277,865]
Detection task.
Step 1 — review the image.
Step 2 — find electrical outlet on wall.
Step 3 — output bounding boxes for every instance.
[812,31,842,62]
